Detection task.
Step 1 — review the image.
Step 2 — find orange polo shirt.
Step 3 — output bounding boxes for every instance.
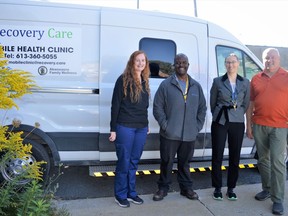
[250,67,288,128]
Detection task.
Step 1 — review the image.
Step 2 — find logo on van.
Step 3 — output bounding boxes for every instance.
[38,66,48,75]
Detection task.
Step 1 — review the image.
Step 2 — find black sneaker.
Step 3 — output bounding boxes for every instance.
[127,196,144,205]
[213,189,223,201]
[255,190,271,201]
[115,197,130,208]
[226,191,237,201]
[272,202,284,215]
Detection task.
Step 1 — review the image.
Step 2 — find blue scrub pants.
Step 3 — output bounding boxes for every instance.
[114,124,148,200]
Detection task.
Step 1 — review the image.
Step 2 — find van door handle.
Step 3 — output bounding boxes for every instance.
[92,89,99,94]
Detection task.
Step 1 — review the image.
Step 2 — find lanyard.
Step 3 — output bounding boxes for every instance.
[231,87,237,110]
[183,78,189,102]
[176,75,189,102]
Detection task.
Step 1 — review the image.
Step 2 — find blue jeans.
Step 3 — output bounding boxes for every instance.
[253,124,287,203]
[114,124,148,200]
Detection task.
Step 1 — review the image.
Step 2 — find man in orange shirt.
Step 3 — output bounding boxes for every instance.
[246,48,288,215]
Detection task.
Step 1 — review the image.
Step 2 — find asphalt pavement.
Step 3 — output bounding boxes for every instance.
[52,159,262,200]
[54,181,288,216]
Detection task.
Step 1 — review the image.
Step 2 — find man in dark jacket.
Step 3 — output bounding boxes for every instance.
[152,53,207,201]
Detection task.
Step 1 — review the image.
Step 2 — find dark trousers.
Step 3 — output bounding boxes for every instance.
[211,121,244,189]
[157,135,195,192]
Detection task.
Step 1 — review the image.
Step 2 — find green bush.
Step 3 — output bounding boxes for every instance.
[0,45,70,216]
[0,166,70,216]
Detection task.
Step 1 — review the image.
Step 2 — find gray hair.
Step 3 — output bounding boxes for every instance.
[262,48,280,59]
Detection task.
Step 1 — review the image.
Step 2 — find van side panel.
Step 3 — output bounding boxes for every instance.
[98,9,209,161]
[0,1,259,165]
[0,3,101,161]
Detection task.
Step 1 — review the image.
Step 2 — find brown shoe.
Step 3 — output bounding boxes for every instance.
[180,189,199,200]
[153,189,167,201]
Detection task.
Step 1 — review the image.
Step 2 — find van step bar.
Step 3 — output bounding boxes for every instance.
[89,159,257,177]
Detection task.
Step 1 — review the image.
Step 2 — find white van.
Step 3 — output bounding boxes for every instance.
[0,0,263,183]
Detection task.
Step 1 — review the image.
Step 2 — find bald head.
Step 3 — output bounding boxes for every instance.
[174,53,189,78]
[262,48,281,73]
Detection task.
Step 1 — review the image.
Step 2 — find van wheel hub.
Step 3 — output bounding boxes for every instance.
[1,155,36,185]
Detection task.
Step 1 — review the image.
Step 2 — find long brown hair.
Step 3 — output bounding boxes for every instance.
[122,50,150,103]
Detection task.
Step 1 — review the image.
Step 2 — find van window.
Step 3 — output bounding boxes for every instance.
[140,38,176,78]
[216,46,262,80]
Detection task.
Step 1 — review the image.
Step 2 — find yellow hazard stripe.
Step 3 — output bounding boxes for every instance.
[155,170,161,174]
[190,168,196,172]
[107,171,115,176]
[247,163,256,168]
[93,163,257,177]
[94,172,103,177]
[239,164,245,168]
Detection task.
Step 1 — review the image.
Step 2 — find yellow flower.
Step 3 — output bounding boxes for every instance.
[0,46,5,58]
[0,59,8,67]
[0,45,37,110]
[0,47,44,183]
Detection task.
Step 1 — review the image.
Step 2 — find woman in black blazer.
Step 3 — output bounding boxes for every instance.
[210,53,250,201]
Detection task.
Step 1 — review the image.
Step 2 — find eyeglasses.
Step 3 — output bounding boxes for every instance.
[225,61,238,65]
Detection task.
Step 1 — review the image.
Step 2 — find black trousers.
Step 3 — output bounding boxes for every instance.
[157,135,195,192]
[211,121,244,189]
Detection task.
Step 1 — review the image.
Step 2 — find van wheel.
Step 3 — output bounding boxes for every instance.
[0,140,51,186]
